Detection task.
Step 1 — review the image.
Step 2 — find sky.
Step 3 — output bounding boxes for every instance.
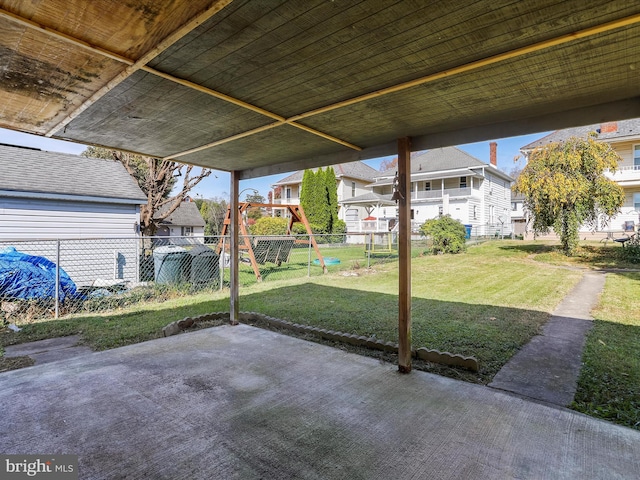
[0,127,550,200]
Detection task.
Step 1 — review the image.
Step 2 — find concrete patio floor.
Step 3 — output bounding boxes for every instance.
[1,324,638,479]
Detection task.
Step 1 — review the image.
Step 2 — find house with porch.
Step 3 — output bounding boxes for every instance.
[520,119,640,236]
[271,161,379,223]
[343,145,514,236]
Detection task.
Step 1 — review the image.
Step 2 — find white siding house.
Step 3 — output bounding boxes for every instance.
[271,161,379,224]
[155,200,206,242]
[350,146,514,236]
[0,144,147,285]
[521,119,640,236]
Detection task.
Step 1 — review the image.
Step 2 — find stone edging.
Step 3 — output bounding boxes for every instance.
[163,312,479,372]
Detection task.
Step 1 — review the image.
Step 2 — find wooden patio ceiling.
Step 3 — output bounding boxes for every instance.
[2,0,640,179]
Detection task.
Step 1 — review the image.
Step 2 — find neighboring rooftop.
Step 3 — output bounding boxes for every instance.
[155,201,206,227]
[0,144,146,203]
[273,161,379,186]
[377,147,510,178]
[521,118,640,150]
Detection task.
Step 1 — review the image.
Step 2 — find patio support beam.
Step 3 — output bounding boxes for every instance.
[397,137,412,373]
[230,171,240,325]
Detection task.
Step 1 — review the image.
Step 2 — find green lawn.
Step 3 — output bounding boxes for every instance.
[2,239,638,430]
[572,272,640,429]
[2,240,581,383]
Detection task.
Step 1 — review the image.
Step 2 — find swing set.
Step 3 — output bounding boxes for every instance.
[216,203,327,282]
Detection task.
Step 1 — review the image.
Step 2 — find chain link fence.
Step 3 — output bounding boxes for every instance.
[0,233,436,323]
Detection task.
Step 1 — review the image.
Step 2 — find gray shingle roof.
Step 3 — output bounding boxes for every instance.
[273,161,378,186]
[0,144,146,202]
[378,147,486,177]
[339,192,395,206]
[520,118,640,150]
[154,201,205,227]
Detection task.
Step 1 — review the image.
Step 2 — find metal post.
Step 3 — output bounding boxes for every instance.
[230,171,240,325]
[307,235,312,277]
[367,233,371,268]
[220,235,225,291]
[55,239,60,319]
[135,236,140,283]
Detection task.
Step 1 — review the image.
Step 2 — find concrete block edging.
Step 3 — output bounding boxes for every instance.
[163,312,479,372]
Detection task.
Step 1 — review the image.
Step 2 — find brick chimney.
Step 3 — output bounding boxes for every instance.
[489,141,497,168]
[600,122,618,133]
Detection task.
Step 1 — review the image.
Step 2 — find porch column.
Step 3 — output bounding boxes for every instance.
[230,170,240,325]
[398,137,412,373]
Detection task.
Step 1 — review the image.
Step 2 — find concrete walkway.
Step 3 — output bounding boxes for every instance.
[3,334,93,364]
[489,271,605,406]
[1,324,638,479]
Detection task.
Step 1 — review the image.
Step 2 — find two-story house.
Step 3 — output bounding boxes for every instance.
[345,145,513,236]
[271,161,379,222]
[520,119,640,235]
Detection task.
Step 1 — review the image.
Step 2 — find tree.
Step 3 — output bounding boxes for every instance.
[196,197,228,235]
[379,156,398,171]
[515,134,624,255]
[420,215,467,254]
[300,168,330,232]
[82,147,212,236]
[324,167,339,233]
[244,192,265,222]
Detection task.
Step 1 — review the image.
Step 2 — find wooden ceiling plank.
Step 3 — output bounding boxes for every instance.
[286,11,640,124]
[0,8,135,65]
[1,5,362,152]
[164,122,285,160]
[44,0,234,137]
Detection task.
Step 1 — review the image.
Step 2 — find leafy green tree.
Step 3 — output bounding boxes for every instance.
[300,167,340,234]
[244,192,265,221]
[250,217,288,235]
[420,215,467,254]
[515,134,624,255]
[324,167,339,233]
[196,197,228,235]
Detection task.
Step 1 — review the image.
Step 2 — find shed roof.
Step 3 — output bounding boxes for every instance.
[1,1,640,178]
[0,144,146,204]
[154,201,206,228]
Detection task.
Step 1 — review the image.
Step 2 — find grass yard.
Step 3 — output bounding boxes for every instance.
[572,272,640,429]
[2,239,638,429]
[2,240,581,384]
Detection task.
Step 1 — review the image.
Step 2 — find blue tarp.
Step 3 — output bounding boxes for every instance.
[0,247,77,301]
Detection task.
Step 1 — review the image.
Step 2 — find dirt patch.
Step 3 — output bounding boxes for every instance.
[0,355,34,373]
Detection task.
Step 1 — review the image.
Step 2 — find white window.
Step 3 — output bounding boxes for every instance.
[286,187,291,199]
[181,226,193,236]
[511,202,517,211]
[634,193,640,211]
[634,145,640,169]
[489,205,495,224]
[460,176,467,188]
[425,181,431,191]
[351,182,356,197]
